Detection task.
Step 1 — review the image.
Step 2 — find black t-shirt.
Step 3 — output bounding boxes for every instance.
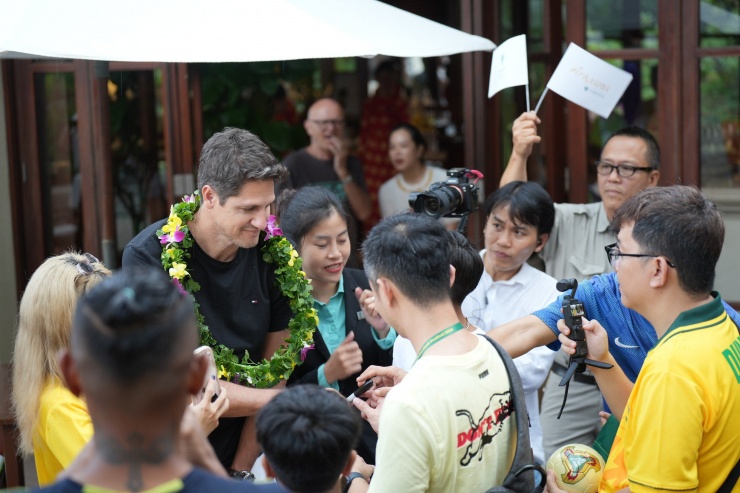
[122,219,292,467]
[281,148,367,197]
[35,467,287,492]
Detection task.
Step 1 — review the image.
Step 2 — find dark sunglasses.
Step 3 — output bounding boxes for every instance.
[76,252,100,276]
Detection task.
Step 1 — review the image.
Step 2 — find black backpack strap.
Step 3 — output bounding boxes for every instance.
[717,456,740,493]
[481,335,545,493]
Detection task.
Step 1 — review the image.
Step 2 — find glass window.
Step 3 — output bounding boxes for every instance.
[586,0,659,51]
[528,0,545,53]
[108,70,167,255]
[700,0,740,47]
[33,72,82,255]
[700,56,740,188]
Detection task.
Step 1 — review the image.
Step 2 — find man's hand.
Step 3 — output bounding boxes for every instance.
[350,453,375,479]
[324,332,363,384]
[355,287,389,336]
[355,365,406,389]
[543,469,569,493]
[352,386,391,433]
[179,406,229,477]
[189,377,229,435]
[556,316,609,362]
[328,136,350,179]
[512,111,541,160]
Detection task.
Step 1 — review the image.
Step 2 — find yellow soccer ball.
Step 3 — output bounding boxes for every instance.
[545,443,605,493]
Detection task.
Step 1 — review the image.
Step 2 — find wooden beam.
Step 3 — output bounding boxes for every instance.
[657,0,683,187]
[565,0,588,203]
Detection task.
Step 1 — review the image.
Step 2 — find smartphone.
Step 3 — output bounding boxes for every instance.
[192,346,220,405]
[347,379,374,403]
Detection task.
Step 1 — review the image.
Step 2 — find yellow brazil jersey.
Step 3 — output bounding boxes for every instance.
[601,294,740,493]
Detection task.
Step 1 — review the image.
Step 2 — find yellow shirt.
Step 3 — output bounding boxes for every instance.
[601,295,740,492]
[34,380,93,485]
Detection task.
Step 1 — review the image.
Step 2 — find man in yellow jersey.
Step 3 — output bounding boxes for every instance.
[548,185,740,492]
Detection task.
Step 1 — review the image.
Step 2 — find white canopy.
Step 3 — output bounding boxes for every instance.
[0,0,495,62]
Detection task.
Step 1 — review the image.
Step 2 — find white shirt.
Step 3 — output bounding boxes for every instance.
[461,256,560,464]
[378,165,449,218]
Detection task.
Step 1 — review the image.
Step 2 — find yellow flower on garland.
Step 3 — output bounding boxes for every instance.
[169,262,188,280]
[162,215,182,234]
[218,365,231,380]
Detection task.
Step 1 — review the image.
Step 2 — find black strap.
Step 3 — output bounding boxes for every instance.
[481,335,545,493]
[718,455,740,493]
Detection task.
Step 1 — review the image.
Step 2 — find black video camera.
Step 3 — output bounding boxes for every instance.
[408,168,480,219]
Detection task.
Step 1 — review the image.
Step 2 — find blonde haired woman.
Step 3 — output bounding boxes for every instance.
[12,252,110,485]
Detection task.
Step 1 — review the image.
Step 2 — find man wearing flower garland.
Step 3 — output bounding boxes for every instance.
[123,127,293,477]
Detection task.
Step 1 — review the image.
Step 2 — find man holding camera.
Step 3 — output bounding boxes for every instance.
[549,186,740,492]
[499,113,660,456]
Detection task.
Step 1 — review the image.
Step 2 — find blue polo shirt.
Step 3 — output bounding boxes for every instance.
[533,272,740,383]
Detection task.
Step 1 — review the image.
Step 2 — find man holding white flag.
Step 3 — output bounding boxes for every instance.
[497,116,660,458]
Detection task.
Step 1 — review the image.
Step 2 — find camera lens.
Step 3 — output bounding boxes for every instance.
[415,186,461,218]
[422,197,442,215]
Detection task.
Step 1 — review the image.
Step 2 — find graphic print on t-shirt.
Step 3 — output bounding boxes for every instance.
[456,390,513,466]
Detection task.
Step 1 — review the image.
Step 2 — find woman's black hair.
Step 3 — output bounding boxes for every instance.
[389,122,427,155]
[276,187,351,251]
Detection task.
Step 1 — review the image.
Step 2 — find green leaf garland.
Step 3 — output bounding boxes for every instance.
[158,191,317,388]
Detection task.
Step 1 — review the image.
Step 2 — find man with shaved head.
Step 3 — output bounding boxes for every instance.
[281,98,372,262]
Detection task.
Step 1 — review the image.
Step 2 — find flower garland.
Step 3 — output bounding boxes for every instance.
[157,191,317,389]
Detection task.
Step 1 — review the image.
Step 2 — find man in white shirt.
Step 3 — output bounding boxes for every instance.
[461,181,559,465]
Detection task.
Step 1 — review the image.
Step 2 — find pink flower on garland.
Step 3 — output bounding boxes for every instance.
[159,230,185,244]
[172,278,188,296]
[300,344,315,362]
[159,215,186,244]
[265,215,283,239]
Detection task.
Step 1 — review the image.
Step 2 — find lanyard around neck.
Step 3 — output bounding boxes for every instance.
[414,322,465,363]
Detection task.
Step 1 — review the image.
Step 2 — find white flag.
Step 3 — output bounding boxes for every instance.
[546,42,633,118]
[488,34,529,98]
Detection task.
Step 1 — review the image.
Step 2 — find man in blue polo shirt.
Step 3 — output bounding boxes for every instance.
[490,264,740,389]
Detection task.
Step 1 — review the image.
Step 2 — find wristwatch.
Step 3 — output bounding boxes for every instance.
[229,469,256,482]
[343,472,367,492]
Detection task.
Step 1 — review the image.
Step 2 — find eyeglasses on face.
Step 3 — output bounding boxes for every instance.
[604,243,675,269]
[594,161,654,178]
[308,119,345,129]
[76,252,100,276]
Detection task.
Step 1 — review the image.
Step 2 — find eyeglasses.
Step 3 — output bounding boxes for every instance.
[308,119,345,129]
[594,161,654,178]
[604,243,675,269]
[76,252,100,276]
